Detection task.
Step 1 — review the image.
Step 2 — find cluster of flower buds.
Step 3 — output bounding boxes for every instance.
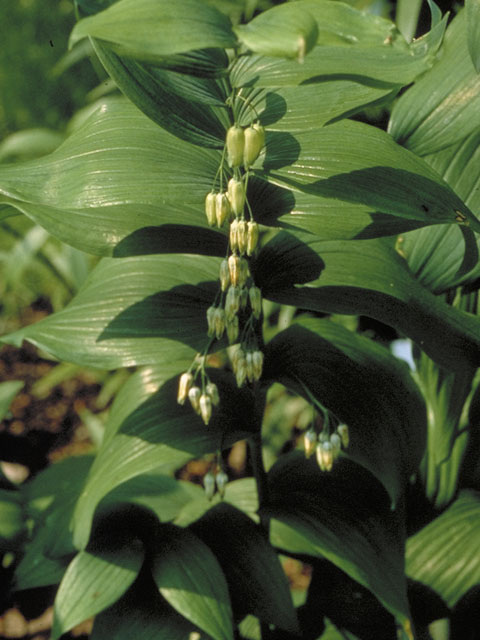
[177,371,220,426]
[203,468,229,500]
[226,122,265,169]
[304,423,350,472]
[231,344,264,387]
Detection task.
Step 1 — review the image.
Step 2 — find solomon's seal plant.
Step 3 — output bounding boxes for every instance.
[2,1,480,639]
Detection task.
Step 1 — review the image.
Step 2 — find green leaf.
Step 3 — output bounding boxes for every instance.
[406,490,480,607]
[234,3,318,60]
[254,119,479,234]
[72,366,254,549]
[263,316,426,505]
[414,353,475,509]
[397,129,480,294]
[91,571,209,640]
[2,253,222,369]
[98,472,204,524]
[0,380,23,420]
[389,11,480,156]
[191,503,299,632]
[466,0,480,72]
[255,232,480,372]
[152,523,234,640]
[70,0,236,59]
[51,539,145,640]
[0,99,226,255]
[90,43,230,147]
[267,454,411,626]
[0,490,24,546]
[231,0,436,89]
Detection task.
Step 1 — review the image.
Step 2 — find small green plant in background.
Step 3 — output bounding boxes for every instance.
[1,0,480,638]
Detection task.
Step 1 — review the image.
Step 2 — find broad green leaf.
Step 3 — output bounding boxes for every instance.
[267,454,411,627]
[406,490,480,607]
[0,490,23,546]
[389,11,480,156]
[231,0,437,89]
[73,367,254,549]
[52,540,144,640]
[90,43,230,147]
[255,232,480,372]
[396,0,422,42]
[98,472,204,523]
[2,253,222,370]
[0,380,23,420]
[191,503,298,632]
[234,3,318,60]
[0,128,63,162]
[414,353,475,508]
[236,82,396,133]
[397,129,480,294]
[91,572,209,640]
[466,0,480,72]
[263,316,426,505]
[0,99,226,255]
[70,0,236,59]
[254,120,479,233]
[152,523,233,640]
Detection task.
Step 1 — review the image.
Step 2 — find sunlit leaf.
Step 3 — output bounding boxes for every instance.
[191,503,298,632]
[72,366,254,549]
[0,99,226,255]
[51,540,144,640]
[466,0,480,72]
[406,490,480,607]
[397,129,480,294]
[389,11,480,156]
[234,3,318,60]
[263,316,426,505]
[255,232,480,372]
[254,119,479,233]
[152,523,234,640]
[70,0,236,59]
[2,253,222,369]
[267,454,411,626]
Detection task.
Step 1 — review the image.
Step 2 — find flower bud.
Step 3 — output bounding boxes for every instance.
[232,346,246,373]
[252,349,264,380]
[316,441,334,472]
[225,286,241,320]
[330,433,342,459]
[244,124,264,167]
[228,253,240,286]
[203,471,216,500]
[205,192,216,227]
[227,177,245,216]
[226,125,245,168]
[206,305,216,337]
[206,382,220,406]
[188,386,201,413]
[215,192,230,227]
[237,220,248,255]
[304,429,317,458]
[337,424,349,449]
[219,259,230,292]
[238,257,250,288]
[236,357,248,387]
[229,219,239,253]
[246,221,259,255]
[226,314,239,344]
[249,286,262,319]
[216,471,228,498]
[214,307,226,340]
[177,372,193,405]
[199,393,212,425]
